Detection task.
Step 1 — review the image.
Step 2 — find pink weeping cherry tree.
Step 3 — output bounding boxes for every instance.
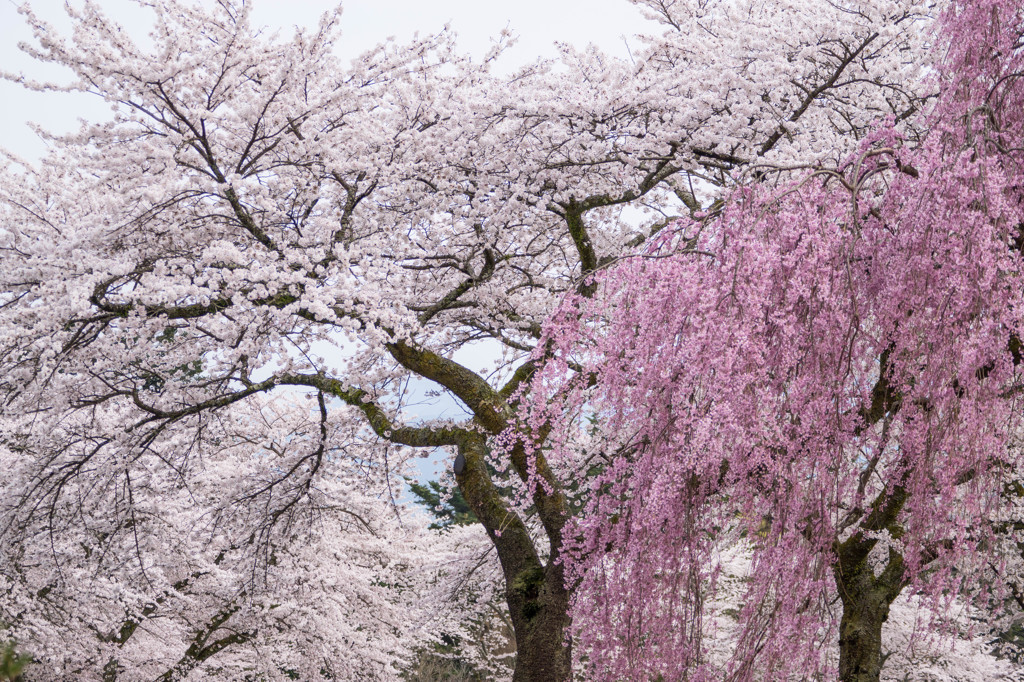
[522,2,1024,680]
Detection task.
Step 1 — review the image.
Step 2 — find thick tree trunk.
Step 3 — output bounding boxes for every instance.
[454,434,572,682]
[834,534,906,682]
[836,569,891,682]
[506,559,572,682]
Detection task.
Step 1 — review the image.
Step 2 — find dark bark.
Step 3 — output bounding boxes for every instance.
[834,533,906,682]
[507,558,572,682]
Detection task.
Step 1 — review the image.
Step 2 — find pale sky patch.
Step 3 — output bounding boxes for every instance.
[1,0,654,160]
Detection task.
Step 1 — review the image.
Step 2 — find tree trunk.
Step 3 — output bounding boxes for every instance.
[836,570,890,682]
[454,434,572,682]
[834,536,906,682]
[506,559,572,682]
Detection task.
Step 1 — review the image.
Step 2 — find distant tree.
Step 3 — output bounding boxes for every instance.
[405,480,510,681]
[0,640,29,682]
[408,479,478,529]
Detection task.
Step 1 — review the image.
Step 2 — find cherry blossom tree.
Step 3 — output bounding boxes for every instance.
[0,0,948,679]
[0,390,506,679]
[524,1,1024,680]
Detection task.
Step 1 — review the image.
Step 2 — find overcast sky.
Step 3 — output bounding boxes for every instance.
[1,0,656,160]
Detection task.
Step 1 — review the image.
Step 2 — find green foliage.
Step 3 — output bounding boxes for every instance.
[0,640,30,681]
[406,479,477,529]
